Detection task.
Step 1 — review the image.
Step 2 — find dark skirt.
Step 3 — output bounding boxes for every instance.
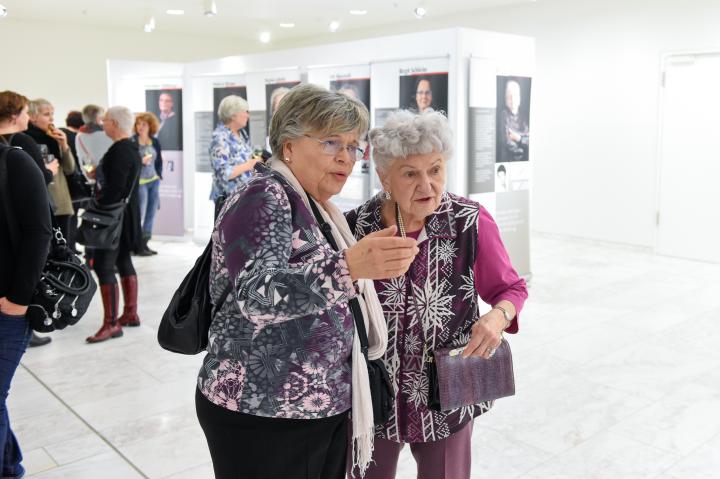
[195,388,349,479]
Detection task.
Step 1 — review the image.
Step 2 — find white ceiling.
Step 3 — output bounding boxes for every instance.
[2,0,529,42]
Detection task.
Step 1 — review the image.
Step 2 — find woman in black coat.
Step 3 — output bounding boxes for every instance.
[86,106,143,343]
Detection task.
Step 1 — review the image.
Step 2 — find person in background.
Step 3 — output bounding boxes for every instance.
[86,106,143,343]
[76,104,112,183]
[132,112,163,256]
[61,110,87,253]
[346,110,528,479]
[0,141,53,479]
[0,91,57,186]
[0,91,55,349]
[209,95,260,213]
[261,86,290,160]
[24,98,76,244]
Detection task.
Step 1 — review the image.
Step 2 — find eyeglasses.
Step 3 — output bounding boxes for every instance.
[416,90,432,96]
[303,135,367,160]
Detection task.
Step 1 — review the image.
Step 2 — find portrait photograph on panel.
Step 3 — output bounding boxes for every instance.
[265,81,301,127]
[145,88,183,151]
[213,85,249,136]
[329,78,370,110]
[496,76,531,162]
[398,73,449,115]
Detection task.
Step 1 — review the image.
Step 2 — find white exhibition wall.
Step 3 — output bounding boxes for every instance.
[107,27,535,275]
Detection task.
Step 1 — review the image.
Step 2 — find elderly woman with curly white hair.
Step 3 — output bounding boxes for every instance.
[346,110,528,479]
[209,95,261,211]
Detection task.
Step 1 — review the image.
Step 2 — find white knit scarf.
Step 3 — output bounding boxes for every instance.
[269,159,387,476]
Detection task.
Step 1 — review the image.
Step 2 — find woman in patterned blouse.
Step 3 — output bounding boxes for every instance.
[196,84,419,479]
[346,110,528,479]
[209,95,261,209]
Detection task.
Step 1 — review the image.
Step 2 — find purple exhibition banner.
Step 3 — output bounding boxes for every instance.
[153,150,184,236]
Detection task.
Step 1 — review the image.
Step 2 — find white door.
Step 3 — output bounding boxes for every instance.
[656,53,720,263]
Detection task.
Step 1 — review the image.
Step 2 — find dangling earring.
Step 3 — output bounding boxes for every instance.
[383,190,392,201]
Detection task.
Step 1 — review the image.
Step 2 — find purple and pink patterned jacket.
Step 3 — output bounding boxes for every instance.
[198,164,357,419]
[346,192,528,443]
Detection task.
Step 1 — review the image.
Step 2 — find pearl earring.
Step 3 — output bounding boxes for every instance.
[284,157,292,164]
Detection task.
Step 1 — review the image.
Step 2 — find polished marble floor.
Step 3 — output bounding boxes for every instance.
[13,234,720,478]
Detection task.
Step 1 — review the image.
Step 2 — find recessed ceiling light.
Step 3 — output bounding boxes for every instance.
[350,9,367,15]
[279,22,295,28]
[166,9,184,15]
[0,4,7,18]
[329,20,340,32]
[259,31,271,43]
[414,6,427,18]
[144,15,156,33]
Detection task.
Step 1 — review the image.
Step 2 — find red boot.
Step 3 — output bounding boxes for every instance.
[86,283,124,343]
[118,275,140,327]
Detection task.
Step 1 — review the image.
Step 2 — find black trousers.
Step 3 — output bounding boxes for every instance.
[195,388,348,479]
[92,240,136,284]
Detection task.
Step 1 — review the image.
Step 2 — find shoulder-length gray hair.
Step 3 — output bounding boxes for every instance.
[369,110,453,171]
[269,83,369,158]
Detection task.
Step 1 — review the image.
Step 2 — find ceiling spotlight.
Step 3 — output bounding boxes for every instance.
[143,16,156,33]
[414,6,427,18]
[166,9,184,15]
[329,20,340,32]
[0,4,7,18]
[349,9,367,15]
[259,31,271,43]
[279,22,295,28]
[203,0,218,17]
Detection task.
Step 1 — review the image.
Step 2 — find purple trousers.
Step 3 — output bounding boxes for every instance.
[349,421,473,479]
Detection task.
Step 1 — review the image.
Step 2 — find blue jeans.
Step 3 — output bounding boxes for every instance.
[137,179,160,235]
[0,311,32,479]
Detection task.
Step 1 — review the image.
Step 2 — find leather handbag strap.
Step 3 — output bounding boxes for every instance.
[306,196,371,360]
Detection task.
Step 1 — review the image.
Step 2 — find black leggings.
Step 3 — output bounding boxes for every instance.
[195,388,348,479]
[92,240,136,284]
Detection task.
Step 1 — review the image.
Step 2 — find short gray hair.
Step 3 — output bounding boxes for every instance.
[218,95,249,124]
[28,98,52,117]
[105,106,135,135]
[269,86,291,114]
[269,83,369,158]
[369,110,453,171]
[82,104,104,124]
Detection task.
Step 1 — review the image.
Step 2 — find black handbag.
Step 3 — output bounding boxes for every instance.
[158,239,233,354]
[0,146,97,332]
[158,196,231,354]
[66,166,94,208]
[76,199,126,250]
[307,197,394,425]
[76,163,140,250]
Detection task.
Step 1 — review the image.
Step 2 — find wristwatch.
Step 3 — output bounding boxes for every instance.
[493,305,512,330]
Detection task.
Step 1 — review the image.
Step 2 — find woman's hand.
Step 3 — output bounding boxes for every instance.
[46,158,60,176]
[345,225,419,280]
[462,309,507,359]
[49,128,69,151]
[0,297,28,316]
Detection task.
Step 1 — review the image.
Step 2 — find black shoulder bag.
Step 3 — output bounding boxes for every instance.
[76,160,141,250]
[158,196,232,355]
[0,145,97,332]
[307,198,394,425]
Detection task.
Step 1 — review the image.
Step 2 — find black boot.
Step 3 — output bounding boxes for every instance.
[29,332,52,348]
[141,232,157,256]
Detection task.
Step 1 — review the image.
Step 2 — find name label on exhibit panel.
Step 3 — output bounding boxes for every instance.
[399,67,429,75]
[330,72,353,80]
[265,77,290,84]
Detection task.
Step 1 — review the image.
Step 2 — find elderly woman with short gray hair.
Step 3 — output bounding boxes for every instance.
[346,110,528,479]
[195,83,419,478]
[86,106,143,343]
[209,95,259,208]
